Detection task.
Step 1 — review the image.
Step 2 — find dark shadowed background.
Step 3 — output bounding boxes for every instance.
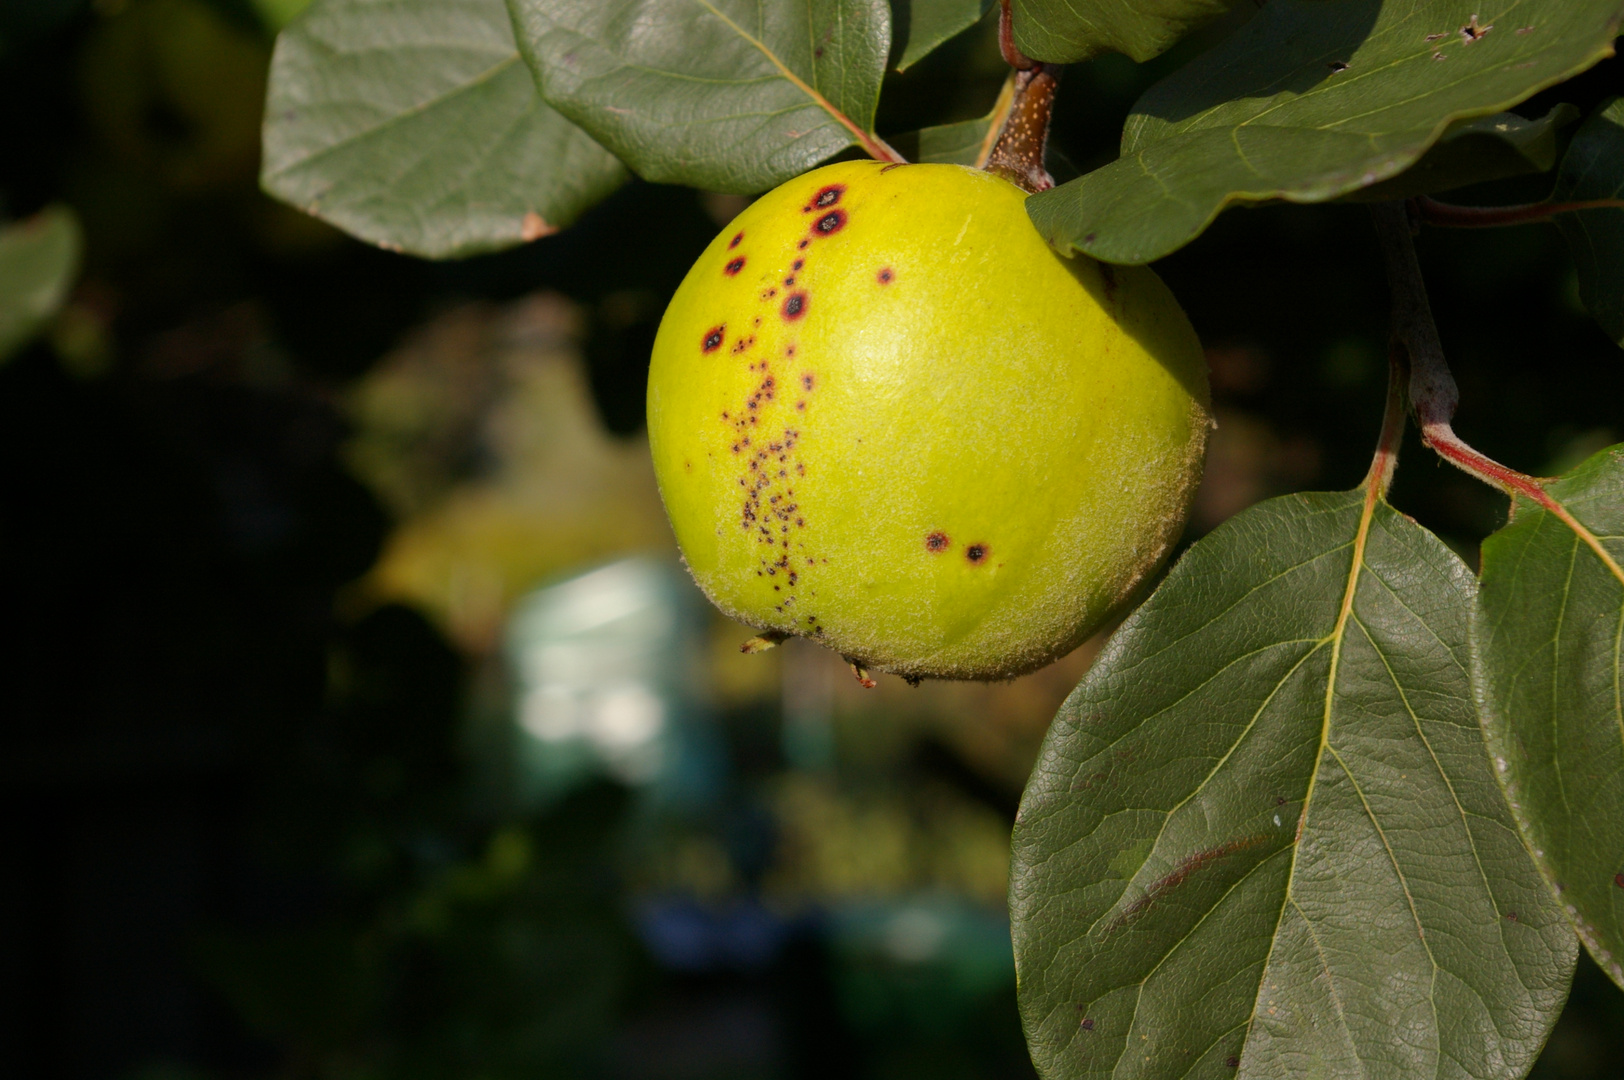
[2,2,1622,1078]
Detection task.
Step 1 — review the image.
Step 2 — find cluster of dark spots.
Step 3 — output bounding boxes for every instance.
[761,287,778,300]
[966,543,988,564]
[724,256,746,276]
[781,292,808,320]
[702,325,725,353]
[877,267,894,284]
[925,531,950,553]
[729,334,757,355]
[813,209,847,235]
[800,373,814,390]
[729,231,744,249]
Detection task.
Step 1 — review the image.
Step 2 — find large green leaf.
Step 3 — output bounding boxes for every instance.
[508,0,894,194]
[894,0,992,70]
[1011,0,1237,64]
[0,205,81,363]
[262,0,625,260]
[1012,488,1575,1080]
[1027,0,1623,265]
[1551,97,1624,349]
[1476,444,1624,989]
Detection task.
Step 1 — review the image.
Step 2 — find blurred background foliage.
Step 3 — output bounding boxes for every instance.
[1,1,1622,1078]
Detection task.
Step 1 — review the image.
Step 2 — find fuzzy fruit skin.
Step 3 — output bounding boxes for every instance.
[648,160,1209,680]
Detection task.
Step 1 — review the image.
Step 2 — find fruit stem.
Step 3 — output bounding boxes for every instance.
[985,0,1058,193]
[1412,194,1624,229]
[1370,201,1624,586]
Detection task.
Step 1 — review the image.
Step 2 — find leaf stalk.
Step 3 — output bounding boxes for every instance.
[1412,194,1624,229]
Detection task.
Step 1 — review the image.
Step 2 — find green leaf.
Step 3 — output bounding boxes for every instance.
[1011,0,1237,64]
[893,0,992,70]
[1346,104,1580,203]
[1551,97,1624,348]
[508,0,896,194]
[262,0,626,260]
[888,73,1012,165]
[1475,444,1624,989]
[1028,0,1624,265]
[1012,488,1575,1080]
[0,205,81,363]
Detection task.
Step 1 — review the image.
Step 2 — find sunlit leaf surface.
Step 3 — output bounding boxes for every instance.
[1027,0,1622,264]
[508,0,894,193]
[1012,488,1575,1080]
[263,0,625,259]
[1476,444,1624,989]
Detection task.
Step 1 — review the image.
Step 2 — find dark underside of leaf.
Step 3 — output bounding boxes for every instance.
[1551,97,1624,349]
[893,0,992,71]
[1476,444,1624,989]
[1025,0,1623,265]
[508,0,892,194]
[1012,489,1574,1080]
[1342,104,1578,203]
[262,0,625,260]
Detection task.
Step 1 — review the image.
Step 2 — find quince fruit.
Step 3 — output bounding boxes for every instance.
[647,161,1209,681]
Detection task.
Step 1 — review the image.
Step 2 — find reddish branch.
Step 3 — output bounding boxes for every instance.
[1413,194,1624,228]
[1370,202,1624,585]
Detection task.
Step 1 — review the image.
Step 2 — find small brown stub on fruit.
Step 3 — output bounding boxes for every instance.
[877,267,893,284]
[729,231,744,249]
[845,657,876,689]
[813,210,847,235]
[702,326,724,353]
[725,257,746,275]
[925,531,950,552]
[782,292,808,320]
[966,544,988,564]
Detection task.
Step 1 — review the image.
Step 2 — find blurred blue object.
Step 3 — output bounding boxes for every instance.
[632,895,795,972]
[502,555,723,810]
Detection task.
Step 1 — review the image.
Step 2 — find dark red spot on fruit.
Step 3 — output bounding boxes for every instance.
[800,374,813,390]
[786,345,796,357]
[792,259,804,271]
[784,276,796,286]
[814,185,843,209]
[797,239,809,250]
[877,267,893,284]
[729,232,743,249]
[925,531,949,553]
[702,326,724,352]
[782,292,807,320]
[966,544,988,564]
[725,257,746,275]
[813,210,847,235]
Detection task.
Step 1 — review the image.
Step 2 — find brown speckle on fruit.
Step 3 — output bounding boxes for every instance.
[729,231,743,249]
[797,239,809,250]
[813,210,847,235]
[782,292,808,320]
[800,373,814,390]
[877,267,893,284]
[925,531,950,552]
[966,544,989,564]
[702,326,724,352]
[792,259,804,271]
[725,257,746,276]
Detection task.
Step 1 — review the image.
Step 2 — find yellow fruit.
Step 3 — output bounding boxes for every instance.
[647,160,1209,681]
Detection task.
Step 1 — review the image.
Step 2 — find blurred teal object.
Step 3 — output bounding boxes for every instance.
[826,896,1015,1036]
[502,555,722,810]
